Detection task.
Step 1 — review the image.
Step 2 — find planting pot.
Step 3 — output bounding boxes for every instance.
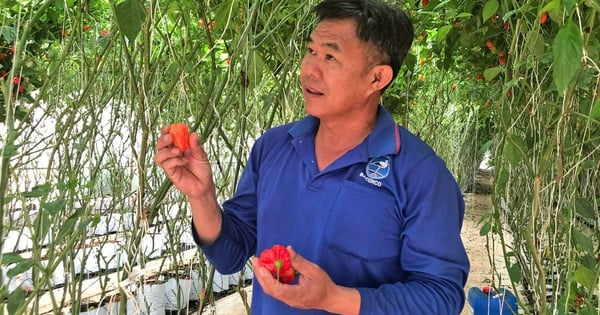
[165,275,192,311]
[188,269,203,301]
[228,262,253,286]
[12,230,33,252]
[119,213,134,232]
[1,265,18,293]
[78,302,108,315]
[22,260,65,290]
[98,242,124,271]
[106,213,120,233]
[140,233,166,259]
[2,230,20,253]
[212,268,229,294]
[74,246,101,275]
[134,280,166,315]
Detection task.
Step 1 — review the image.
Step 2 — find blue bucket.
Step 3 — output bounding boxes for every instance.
[467,287,518,315]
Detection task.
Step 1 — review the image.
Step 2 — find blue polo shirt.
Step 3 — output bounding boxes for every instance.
[196,105,469,314]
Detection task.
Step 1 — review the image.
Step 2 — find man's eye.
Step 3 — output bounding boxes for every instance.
[326,54,336,61]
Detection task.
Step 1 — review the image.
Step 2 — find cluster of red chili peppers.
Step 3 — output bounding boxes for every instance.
[0,44,25,94]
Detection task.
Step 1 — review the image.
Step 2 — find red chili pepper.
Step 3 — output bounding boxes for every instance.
[258,244,296,284]
[169,123,190,152]
[540,12,548,24]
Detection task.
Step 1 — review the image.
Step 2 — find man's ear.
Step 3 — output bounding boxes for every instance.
[370,65,393,92]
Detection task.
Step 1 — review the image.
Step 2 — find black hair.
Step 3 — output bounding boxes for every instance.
[314,0,414,83]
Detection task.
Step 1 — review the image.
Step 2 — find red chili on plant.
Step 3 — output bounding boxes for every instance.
[169,123,190,152]
[540,12,548,24]
[258,244,296,284]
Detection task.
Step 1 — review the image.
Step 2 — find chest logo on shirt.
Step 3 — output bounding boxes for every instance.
[365,156,390,180]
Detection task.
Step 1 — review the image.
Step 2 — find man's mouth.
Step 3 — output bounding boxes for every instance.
[305,87,324,96]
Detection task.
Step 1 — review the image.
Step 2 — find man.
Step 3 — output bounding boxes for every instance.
[154,0,470,314]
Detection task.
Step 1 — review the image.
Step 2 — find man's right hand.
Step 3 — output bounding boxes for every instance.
[153,124,216,200]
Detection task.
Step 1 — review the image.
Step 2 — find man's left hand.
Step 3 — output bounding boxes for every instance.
[251,246,360,314]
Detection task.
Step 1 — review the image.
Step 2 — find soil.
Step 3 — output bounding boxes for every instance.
[460,170,506,315]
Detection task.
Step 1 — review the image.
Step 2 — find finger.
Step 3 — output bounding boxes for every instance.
[161,124,171,134]
[156,132,174,152]
[154,152,188,171]
[187,132,210,161]
[188,132,204,155]
[251,257,278,289]
[287,246,314,277]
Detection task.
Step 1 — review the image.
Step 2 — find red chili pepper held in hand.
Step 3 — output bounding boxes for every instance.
[169,123,190,152]
[258,244,296,284]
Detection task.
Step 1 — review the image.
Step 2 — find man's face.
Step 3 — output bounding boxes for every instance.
[300,19,375,121]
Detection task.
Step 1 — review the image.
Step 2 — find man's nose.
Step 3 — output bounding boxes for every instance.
[300,57,320,79]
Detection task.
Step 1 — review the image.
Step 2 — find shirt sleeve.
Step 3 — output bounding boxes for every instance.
[358,156,470,314]
[192,144,261,275]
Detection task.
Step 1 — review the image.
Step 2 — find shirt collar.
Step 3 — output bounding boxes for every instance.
[288,104,401,157]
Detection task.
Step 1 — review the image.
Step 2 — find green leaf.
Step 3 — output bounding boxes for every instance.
[589,99,600,121]
[482,0,499,22]
[478,139,494,155]
[1,144,19,157]
[246,51,265,90]
[508,263,521,283]
[525,30,546,58]
[575,196,597,220]
[505,133,528,166]
[56,208,83,242]
[7,287,26,314]
[483,67,503,81]
[581,160,597,169]
[436,25,453,42]
[573,265,595,290]
[456,12,473,19]
[215,0,238,28]
[479,221,492,236]
[0,26,17,42]
[115,0,147,43]
[541,0,561,13]
[1,253,26,265]
[22,183,52,198]
[552,19,583,94]
[7,261,34,278]
[572,228,594,254]
[584,0,600,11]
[33,210,52,244]
[42,199,66,216]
